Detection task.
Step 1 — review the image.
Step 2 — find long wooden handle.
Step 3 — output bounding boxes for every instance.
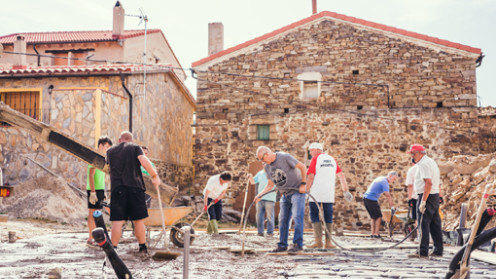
[459,183,492,278]
[156,188,168,248]
[238,180,250,233]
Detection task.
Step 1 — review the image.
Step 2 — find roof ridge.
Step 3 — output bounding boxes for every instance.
[192,10,481,67]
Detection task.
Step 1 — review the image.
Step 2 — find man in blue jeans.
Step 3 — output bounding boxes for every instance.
[248,170,275,236]
[254,146,307,253]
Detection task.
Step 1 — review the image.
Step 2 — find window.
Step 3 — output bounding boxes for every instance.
[257,125,270,141]
[298,72,322,100]
[0,91,41,121]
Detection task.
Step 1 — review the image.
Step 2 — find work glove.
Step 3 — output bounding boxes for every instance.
[439,196,444,204]
[419,200,427,214]
[89,191,98,205]
[203,205,208,212]
[391,207,396,213]
[343,191,353,202]
[213,199,219,204]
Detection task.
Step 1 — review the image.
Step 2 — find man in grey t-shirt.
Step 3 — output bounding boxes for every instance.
[255,146,307,253]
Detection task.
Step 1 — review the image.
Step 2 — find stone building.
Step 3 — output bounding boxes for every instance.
[192,11,491,229]
[0,2,195,190]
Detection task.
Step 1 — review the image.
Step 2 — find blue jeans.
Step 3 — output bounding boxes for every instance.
[256,200,275,234]
[278,192,306,248]
[309,202,334,223]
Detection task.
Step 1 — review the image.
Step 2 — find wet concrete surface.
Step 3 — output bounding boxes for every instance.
[1,223,495,278]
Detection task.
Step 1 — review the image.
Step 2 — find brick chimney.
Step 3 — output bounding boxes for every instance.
[312,0,317,14]
[13,35,27,69]
[113,1,125,38]
[208,22,224,56]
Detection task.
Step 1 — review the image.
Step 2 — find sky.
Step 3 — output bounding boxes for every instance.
[1,0,495,106]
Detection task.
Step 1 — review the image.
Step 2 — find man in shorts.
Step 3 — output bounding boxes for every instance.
[106,131,160,255]
[363,171,397,238]
[86,136,113,247]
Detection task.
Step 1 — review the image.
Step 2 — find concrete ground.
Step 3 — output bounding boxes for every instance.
[1,220,495,278]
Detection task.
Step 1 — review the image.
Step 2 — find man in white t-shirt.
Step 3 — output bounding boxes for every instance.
[203,172,232,235]
[405,159,418,221]
[306,142,352,249]
[407,144,443,258]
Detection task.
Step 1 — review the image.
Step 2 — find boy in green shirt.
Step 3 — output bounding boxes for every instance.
[86,136,113,247]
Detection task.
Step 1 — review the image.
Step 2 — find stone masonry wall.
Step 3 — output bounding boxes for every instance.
[0,72,194,191]
[193,18,486,229]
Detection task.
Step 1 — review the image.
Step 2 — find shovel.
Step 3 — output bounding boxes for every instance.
[152,188,181,261]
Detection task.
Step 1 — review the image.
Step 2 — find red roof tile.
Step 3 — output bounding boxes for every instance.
[0,29,161,45]
[192,11,481,67]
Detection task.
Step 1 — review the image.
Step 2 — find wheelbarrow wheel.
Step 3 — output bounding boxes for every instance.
[170,222,195,248]
[403,221,417,241]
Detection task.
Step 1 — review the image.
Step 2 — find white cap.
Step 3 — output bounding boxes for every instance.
[309,142,323,150]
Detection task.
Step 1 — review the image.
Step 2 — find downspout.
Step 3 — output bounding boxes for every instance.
[120,74,133,132]
[32,44,40,66]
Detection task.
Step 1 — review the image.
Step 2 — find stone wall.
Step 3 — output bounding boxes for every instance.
[0,72,194,191]
[193,18,488,229]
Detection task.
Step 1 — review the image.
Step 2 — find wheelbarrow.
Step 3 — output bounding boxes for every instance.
[381,208,407,238]
[144,206,195,248]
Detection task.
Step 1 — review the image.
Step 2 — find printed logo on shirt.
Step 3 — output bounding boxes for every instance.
[320,159,335,168]
[271,168,287,187]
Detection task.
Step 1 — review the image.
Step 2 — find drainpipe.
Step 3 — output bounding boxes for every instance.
[120,74,133,132]
[32,44,40,66]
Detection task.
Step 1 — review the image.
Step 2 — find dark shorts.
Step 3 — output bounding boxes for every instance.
[87,190,105,209]
[364,198,382,220]
[110,186,148,221]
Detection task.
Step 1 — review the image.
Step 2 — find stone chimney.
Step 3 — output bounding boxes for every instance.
[113,1,125,38]
[208,22,224,56]
[312,0,317,14]
[13,35,27,69]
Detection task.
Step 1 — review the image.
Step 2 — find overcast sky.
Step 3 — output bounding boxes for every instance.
[1,0,494,106]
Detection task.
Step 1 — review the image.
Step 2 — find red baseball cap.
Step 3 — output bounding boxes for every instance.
[407,144,425,153]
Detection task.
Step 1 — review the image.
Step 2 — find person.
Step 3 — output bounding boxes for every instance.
[405,159,418,222]
[407,144,443,258]
[106,131,160,256]
[203,171,232,235]
[248,169,275,237]
[140,146,156,176]
[306,142,353,249]
[363,171,398,238]
[254,146,307,253]
[86,136,113,247]
[140,146,154,208]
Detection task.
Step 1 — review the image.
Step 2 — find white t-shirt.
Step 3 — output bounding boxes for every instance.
[405,165,419,200]
[414,155,440,195]
[307,153,341,203]
[203,174,229,199]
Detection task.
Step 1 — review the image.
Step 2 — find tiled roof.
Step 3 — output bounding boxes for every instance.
[0,64,168,75]
[193,11,481,67]
[0,29,161,45]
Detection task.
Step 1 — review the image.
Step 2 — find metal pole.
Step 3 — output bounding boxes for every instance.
[143,15,147,100]
[183,230,190,279]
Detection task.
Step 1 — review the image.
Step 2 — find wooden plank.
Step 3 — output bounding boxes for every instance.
[265,251,335,256]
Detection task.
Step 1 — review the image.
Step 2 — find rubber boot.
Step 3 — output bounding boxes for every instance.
[211,219,219,234]
[207,220,214,235]
[325,223,336,249]
[307,222,323,248]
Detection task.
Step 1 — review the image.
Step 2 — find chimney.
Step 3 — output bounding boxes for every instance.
[113,1,125,38]
[312,0,317,14]
[208,22,224,56]
[13,35,27,69]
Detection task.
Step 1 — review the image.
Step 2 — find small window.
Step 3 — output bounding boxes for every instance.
[352,70,359,75]
[303,81,319,99]
[357,105,363,110]
[436,102,443,108]
[257,125,270,141]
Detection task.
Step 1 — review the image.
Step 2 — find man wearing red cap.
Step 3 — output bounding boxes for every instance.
[407,144,443,258]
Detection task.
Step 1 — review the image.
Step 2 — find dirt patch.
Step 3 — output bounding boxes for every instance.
[0,175,87,225]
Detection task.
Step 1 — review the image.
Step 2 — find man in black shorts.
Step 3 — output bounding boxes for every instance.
[106,131,160,255]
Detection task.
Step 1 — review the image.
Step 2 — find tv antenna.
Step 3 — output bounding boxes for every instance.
[126,8,148,99]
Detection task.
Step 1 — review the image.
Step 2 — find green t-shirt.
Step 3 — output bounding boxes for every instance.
[86,165,105,190]
[141,160,156,176]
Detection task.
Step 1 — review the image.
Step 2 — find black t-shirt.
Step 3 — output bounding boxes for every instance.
[106,142,145,190]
